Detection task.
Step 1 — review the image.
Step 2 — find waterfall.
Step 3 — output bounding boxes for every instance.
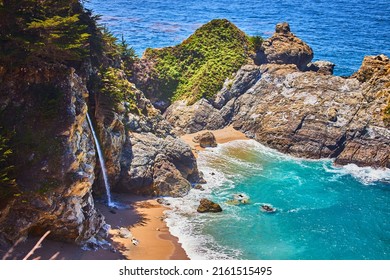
[86,112,113,207]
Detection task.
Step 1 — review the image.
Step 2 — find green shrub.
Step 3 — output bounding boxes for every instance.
[144,19,254,104]
[248,35,264,52]
[0,130,18,202]
[100,67,140,115]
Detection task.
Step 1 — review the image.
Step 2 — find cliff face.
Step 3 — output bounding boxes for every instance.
[93,68,200,197]
[0,0,200,248]
[0,65,104,245]
[164,24,390,168]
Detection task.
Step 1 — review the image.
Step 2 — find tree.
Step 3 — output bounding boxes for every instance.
[0,131,15,189]
[27,13,90,62]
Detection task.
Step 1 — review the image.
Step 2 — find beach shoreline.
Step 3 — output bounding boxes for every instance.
[3,126,248,261]
[180,125,249,157]
[3,195,188,260]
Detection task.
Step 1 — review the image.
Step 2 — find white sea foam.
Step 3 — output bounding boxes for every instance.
[164,155,240,259]
[339,164,390,185]
[165,139,390,260]
[322,162,390,185]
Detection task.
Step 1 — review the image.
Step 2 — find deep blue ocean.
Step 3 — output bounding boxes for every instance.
[86,0,390,76]
[85,0,390,259]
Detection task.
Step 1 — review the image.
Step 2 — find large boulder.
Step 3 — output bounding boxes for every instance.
[152,154,192,197]
[116,132,200,196]
[197,198,222,213]
[306,61,335,75]
[256,22,314,70]
[193,131,218,148]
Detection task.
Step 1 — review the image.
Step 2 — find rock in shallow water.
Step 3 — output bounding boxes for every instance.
[197,198,222,213]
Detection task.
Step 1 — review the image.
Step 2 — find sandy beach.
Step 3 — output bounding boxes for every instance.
[105,197,189,260]
[3,126,247,260]
[4,195,187,260]
[180,125,249,156]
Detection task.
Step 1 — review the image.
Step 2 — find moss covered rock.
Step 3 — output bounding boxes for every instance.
[132,19,259,108]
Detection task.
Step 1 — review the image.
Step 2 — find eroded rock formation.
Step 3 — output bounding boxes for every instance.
[164,25,390,168]
[0,66,104,245]
[255,22,314,70]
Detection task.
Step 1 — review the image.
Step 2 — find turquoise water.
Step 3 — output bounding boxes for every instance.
[84,0,390,259]
[165,141,390,260]
[85,0,390,76]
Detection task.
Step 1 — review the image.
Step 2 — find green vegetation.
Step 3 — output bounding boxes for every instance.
[0,130,17,201]
[26,13,90,62]
[144,19,261,104]
[0,0,92,65]
[100,67,140,115]
[248,35,264,52]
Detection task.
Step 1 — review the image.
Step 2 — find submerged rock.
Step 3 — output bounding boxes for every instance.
[197,198,223,213]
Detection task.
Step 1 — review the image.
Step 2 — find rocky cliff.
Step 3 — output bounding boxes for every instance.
[0,65,104,245]
[0,0,200,249]
[93,68,200,197]
[1,6,388,252]
[164,23,390,168]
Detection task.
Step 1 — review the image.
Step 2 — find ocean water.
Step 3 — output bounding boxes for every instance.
[165,140,390,260]
[84,0,390,259]
[85,0,390,76]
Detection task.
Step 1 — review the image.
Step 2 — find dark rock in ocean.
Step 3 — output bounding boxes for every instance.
[194,184,205,191]
[255,22,314,70]
[197,198,222,213]
[193,131,218,148]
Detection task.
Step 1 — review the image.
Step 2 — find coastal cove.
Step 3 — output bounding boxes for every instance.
[167,134,390,260]
[0,0,389,262]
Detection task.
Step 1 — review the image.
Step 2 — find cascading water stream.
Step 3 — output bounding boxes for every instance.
[86,112,114,207]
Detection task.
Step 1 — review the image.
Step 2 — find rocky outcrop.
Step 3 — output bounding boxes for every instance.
[335,55,390,166]
[351,54,390,82]
[255,22,314,70]
[197,198,222,213]
[0,65,104,245]
[92,69,201,197]
[116,132,198,196]
[165,54,390,168]
[306,61,335,75]
[193,131,217,148]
